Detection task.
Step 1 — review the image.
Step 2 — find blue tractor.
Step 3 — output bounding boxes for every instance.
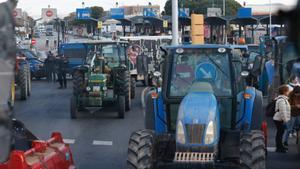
[58,43,86,74]
[127,44,266,169]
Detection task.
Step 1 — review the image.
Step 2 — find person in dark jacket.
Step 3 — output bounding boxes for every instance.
[57,54,69,89]
[45,51,56,82]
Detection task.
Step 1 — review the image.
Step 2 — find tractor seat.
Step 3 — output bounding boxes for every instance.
[189,82,214,93]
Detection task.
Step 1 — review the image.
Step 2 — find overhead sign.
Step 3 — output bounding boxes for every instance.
[76,8,91,20]
[179,8,190,18]
[207,8,222,17]
[238,8,252,18]
[13,8,22,18]
[143,8,157,17]
[110,8,125,19]
[97,21,103,29]
[163,20,168,28]
[42,8,57,21]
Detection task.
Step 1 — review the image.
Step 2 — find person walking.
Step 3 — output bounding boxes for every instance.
[57,54,68,89]
[273,85,291,153]
[284,86,300,146]
[46,51,56,82]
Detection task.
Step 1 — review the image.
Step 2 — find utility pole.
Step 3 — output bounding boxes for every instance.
[223,0,225,16]
[269,0,272,39]
[172,0,179,45]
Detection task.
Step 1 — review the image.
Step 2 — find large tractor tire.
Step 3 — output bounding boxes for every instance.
[127,129,157,169]
[240,130,266,169]
[115,68,131,111]
[73,70,84,96]
[118,95,125,119]
[19,66,28,100]
[26,64,31,96]
[70,96,78,119]
[144,89,156,130]
[130,77,136,99]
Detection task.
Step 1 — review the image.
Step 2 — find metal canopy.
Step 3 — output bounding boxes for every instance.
[230,17,258,25]
[260,15,285,25]
[205,16,227,26]
[115,18,132,26]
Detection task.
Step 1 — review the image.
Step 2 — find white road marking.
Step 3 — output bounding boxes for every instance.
[63,139,76,144]
[267,147,276,152]
[92,140,113,146]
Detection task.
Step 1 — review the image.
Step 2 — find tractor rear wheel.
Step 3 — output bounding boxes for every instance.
[73,70,84,96]
[240,130,266,169]
[115,68,131,111]
[118,95,125,119]
[127,129,157,169]
[19,66,28,100]
[26,65,31,96]
[131,77,136,99]
[70,96,78,119]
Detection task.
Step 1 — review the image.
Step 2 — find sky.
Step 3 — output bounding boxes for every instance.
[0,0,298,18]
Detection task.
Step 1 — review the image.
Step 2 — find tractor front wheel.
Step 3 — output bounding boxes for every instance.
[240,130,266,169]
[19,66,28,100]
[118,95,125,119]
[130,78,136,99]
[127,129,157,169]
[70,96,78,119]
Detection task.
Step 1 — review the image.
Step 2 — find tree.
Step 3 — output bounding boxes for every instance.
[164,0,242,16]
[90,6,104,19]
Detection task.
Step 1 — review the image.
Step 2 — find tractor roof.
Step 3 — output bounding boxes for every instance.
[165,44,232,50]
[61,39,128,45]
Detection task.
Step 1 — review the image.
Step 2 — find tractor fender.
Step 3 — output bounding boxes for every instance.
[176,92,220,147]
[237,87,263,131]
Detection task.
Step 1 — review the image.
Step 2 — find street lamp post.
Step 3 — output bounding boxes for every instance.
[269,0,272,39]
[172,0,179,45]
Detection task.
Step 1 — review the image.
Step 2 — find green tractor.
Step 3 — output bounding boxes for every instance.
[70,40,134,119]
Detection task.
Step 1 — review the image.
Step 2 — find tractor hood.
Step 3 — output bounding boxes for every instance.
[176,91,220,147]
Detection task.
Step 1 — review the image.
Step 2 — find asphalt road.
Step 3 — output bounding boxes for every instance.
[12,80,300,169]
[14,80,144,169]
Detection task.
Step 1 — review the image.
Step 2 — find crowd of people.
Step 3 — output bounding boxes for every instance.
[272,76,300,153]
[44,51,69,89]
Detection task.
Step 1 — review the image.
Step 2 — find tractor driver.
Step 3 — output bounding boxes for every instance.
[170,55,194,96]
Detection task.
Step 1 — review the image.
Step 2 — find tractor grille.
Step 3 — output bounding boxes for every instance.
[185,124,205,144]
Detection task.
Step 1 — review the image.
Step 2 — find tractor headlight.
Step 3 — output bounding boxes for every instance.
[176,121,186,144]
[102,86,107,90]
[86,86,91,91]
[204,121,216,145]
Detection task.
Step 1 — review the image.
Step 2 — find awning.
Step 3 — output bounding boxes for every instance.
[205,16,227,26]
[230,17,258,25]
[260,15,286,25]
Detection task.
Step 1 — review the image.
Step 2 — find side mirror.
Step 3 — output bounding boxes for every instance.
[241,71,250,77]
[153,71,161,77]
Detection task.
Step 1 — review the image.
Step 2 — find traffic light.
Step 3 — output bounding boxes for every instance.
[191,14,204,45]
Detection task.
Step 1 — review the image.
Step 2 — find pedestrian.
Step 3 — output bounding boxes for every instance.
[273,85,291,153]
[54,40,57,49]
[45,38,49,48]
[287,75,300,92]
[46,51,56,82]
[57,54,69,89]
[283,86,300,146]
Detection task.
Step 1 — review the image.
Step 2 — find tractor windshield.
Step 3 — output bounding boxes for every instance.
[100,44,126,67]
[168,48,232,97]
[282,43,299,83]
